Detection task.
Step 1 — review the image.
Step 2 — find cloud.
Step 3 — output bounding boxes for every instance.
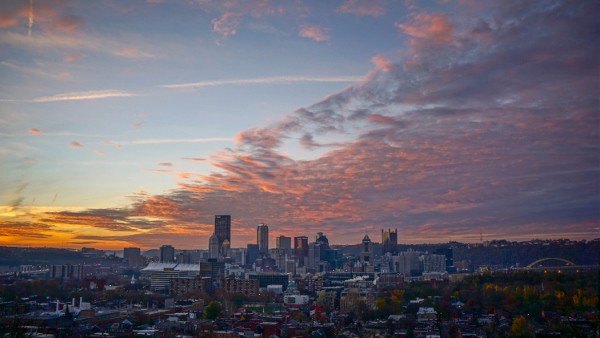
[6,0,599,248]
[161,75,362,89]
[197,0,289,38]
[28,128,42,135]
[0,221,52,239]
[158,162,172,167]
[338,0,386,17]
[212,12,241,36]
[63,52,82,63]
[128,137,232,145]
[100,140,123,148]
[371,54,393,72]
[182,157,206,162]
[69,140,84,148]
[1,60,72,80]
[113,47,156,60]
[299,24,329,42]
[32,90,137,103]
[396,13,453,44]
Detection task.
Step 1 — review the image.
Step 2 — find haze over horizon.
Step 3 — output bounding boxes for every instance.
[0,0,598,250]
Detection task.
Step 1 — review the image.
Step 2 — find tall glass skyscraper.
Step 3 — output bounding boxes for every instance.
[257,223,269,254]
[214,215,231,250]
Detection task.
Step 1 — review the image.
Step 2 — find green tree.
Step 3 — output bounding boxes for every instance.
[204,301,222,320]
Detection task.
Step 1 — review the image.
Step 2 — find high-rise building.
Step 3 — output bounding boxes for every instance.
[381,228,398,254]
[214,215,231,252]
[307,243,321,270]
[124,247,141,261]
[160,245,175,263]
[276,235,292,251]
[433,247,454,271]
[124,247,144,267]
[177,251,192,264]
[294,236,309,266]
[359,235,373,271]
[222,239,231,257]
[257,223,269,254]
[423,254,446,273]
[246,244,259,267]
[208,233,220,259]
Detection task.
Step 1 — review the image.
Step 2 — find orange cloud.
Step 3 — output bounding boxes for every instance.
[0,13,18,28]
[28,128,42,135]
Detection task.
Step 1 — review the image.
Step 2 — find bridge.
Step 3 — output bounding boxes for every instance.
[526,257,575,268]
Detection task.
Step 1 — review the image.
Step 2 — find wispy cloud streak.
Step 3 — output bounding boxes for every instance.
[32,90,137,103]
[129,137,232,145]
[161,76,362,89]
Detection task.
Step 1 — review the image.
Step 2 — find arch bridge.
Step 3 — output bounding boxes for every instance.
[526,257,575,268]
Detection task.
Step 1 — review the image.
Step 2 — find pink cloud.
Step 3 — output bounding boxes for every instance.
[93,149,106,156]
[371,54,394,72]
[64,52,83,63]
[28,128,42,135]
[299,24,329,42]
[212,12,241,36]
[338,0,386,17]
[396,13,454,44]
[100,140,123,148]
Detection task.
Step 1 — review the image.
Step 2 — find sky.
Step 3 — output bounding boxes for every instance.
[0,0,598,250]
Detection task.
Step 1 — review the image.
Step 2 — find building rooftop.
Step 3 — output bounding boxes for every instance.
[141,262,199,272]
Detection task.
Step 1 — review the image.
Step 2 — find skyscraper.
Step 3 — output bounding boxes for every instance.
[214,215,231,251]
[294,236,308,266]
[257,223,269,254]
[382,228,398,254]
[209,233,220,259]
[276,235,292,251]
[307,242,321,270]
[124,247,144,267]
[160,245,175,263]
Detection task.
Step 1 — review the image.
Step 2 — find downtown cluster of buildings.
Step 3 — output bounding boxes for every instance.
[138,216,458,297]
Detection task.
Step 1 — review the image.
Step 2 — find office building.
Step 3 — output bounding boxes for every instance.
[170,277,212,296]
[434,247,454,271]
[160,245,175,263]
[51,264,85,280]
[381,228,398,254]
[257,223,269,254]
[214,215,231,253]
[141,262,199,291]
[208,233,220,259]
[276,235,292,251]
[176,251,192,264]
[246,244,259,267]
[221,277,259,297]
[307,242,321,270]
[359,235,374,272]
[294,236,308,266]
[248,272,289,290]
[395,250,421,276]
[123,247,144,267]
[423,254,446,273]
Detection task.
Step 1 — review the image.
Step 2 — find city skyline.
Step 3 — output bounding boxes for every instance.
[0,0,598,250]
